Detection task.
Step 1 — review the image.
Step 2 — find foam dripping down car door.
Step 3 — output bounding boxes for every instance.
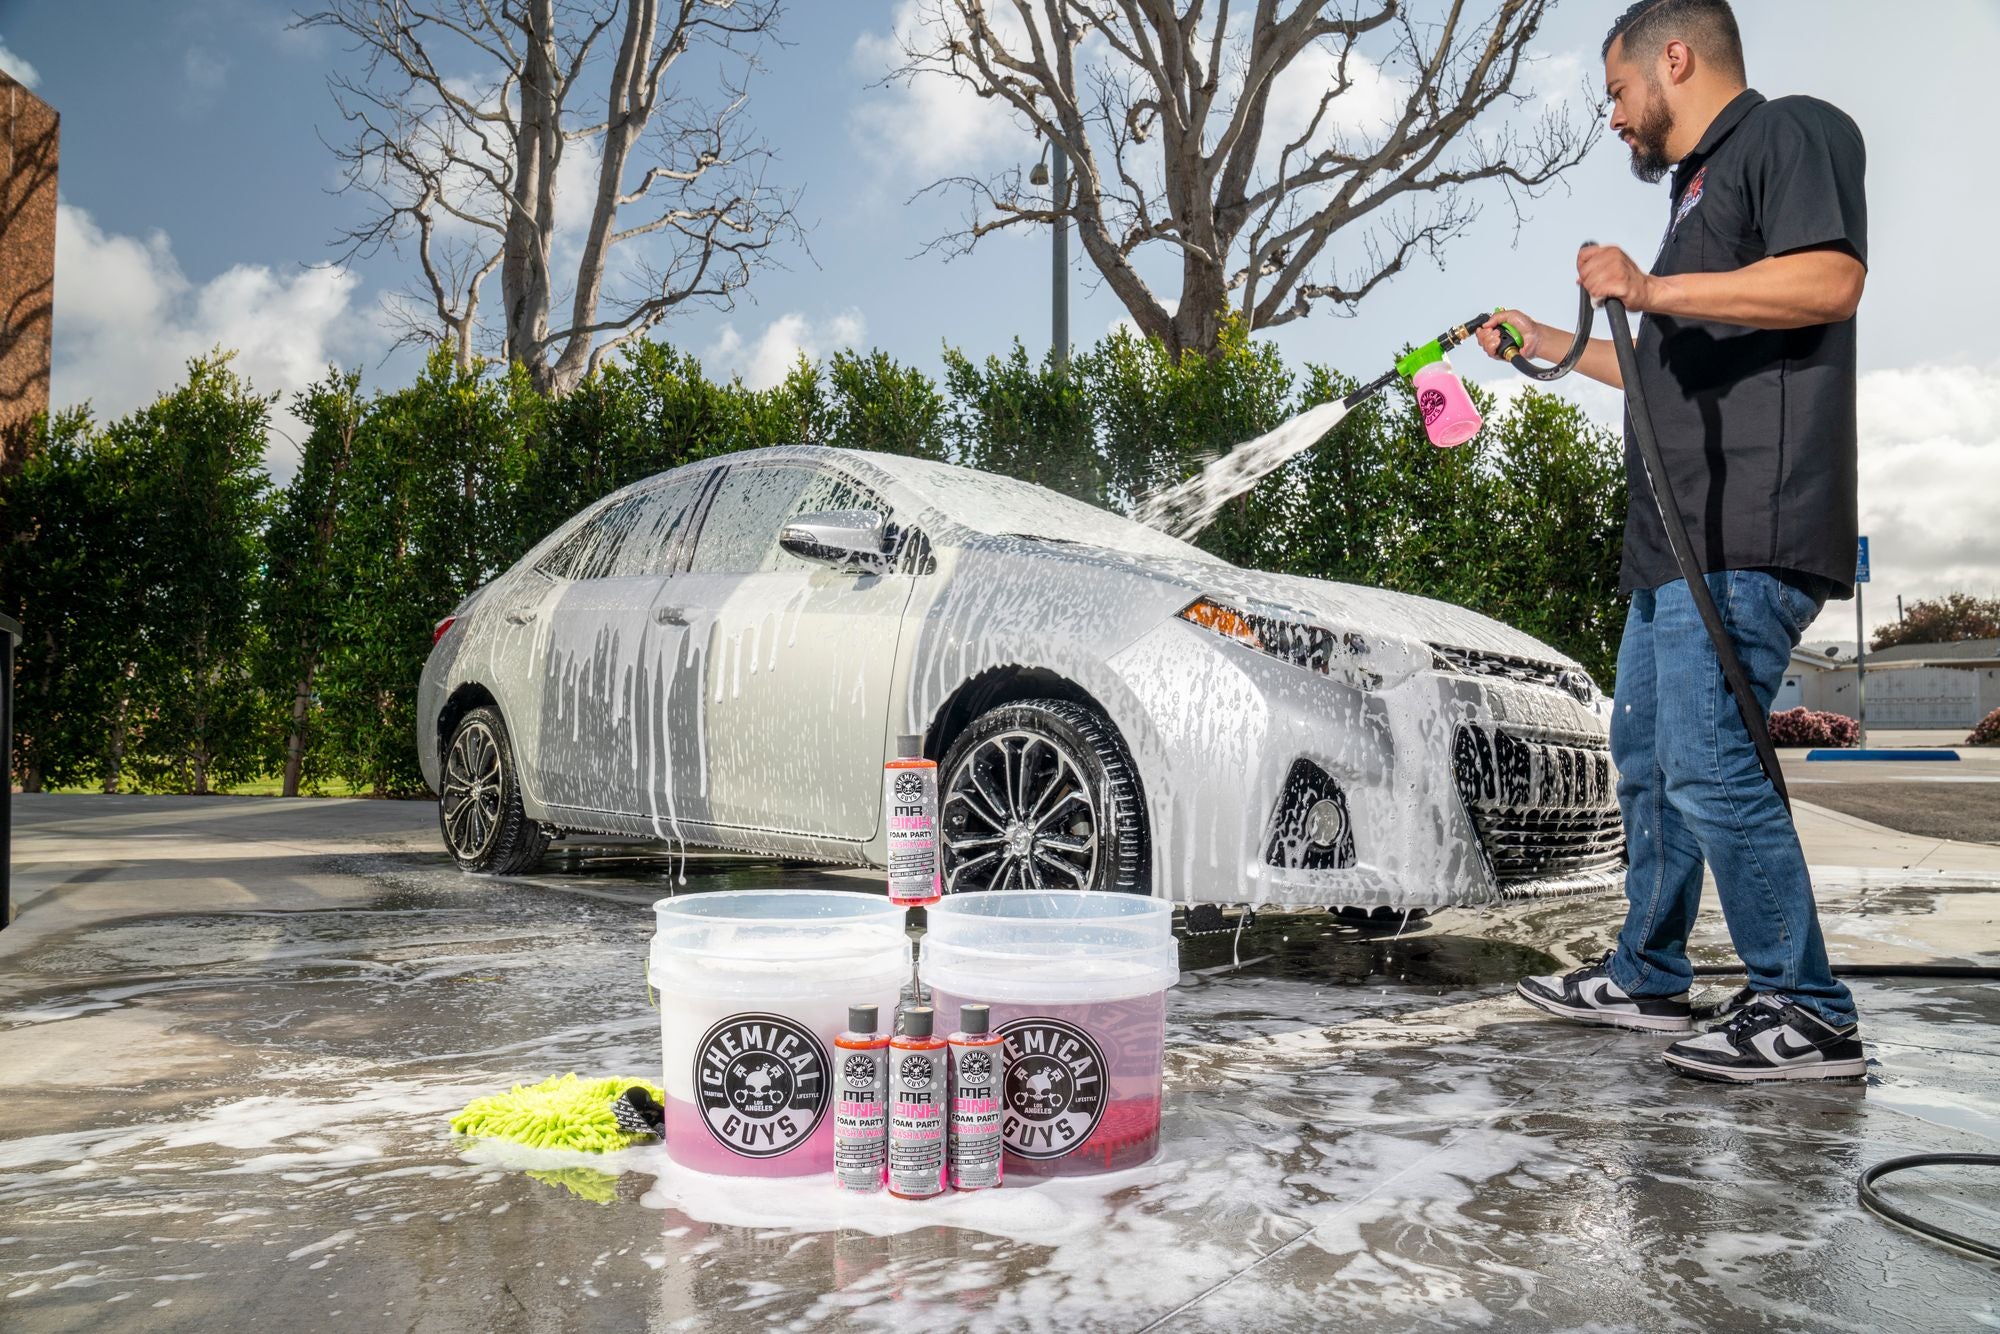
[671,462,917,843]
[533,472,711,817]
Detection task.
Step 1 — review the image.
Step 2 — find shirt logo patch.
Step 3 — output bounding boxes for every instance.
[1672,165,1708,234]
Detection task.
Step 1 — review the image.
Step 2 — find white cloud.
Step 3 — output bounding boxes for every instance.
[182,45,229,110]
[702,311,866,390]
[1853,362,2000,621]
[1527,50,1596,114]
[1257,41,1405,165]
[851,1,1030,175]
[0,34,39,88]
[51,203,377,475]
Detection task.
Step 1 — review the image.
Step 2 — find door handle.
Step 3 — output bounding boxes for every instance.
[503,609,538,625]
[654,606,688,626]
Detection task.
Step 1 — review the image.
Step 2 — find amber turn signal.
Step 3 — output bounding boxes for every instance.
[1177,598,1261,648]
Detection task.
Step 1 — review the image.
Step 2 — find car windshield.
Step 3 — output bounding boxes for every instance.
[867,455,1226,565]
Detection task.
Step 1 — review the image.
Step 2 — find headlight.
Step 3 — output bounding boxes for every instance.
[1176,597,1427,690]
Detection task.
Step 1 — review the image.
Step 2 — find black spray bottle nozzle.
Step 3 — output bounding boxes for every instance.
[897,1005,934,1038]
[958,1003,990,1036]
[849,1003,879,1034]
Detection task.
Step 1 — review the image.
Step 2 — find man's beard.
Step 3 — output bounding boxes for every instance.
[1628,87,1675,183]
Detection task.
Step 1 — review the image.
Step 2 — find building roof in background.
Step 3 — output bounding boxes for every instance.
[1868,638,2000,664]
[1792,638,2000,670]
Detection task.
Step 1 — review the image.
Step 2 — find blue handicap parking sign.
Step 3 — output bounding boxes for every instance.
[1855,536,1870,584]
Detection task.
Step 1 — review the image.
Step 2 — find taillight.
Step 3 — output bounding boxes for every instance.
[433,615,457,646]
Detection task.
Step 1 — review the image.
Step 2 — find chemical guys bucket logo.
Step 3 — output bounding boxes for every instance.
[695,1013,830,1158]
[998,1017,1107,1159]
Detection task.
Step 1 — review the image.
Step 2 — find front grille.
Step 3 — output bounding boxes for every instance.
[1431,643,1593,703]
[1453,725,1624,890]
[1469,808,1626,884]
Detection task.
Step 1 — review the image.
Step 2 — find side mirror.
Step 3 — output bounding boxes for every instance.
[779,509,891,574]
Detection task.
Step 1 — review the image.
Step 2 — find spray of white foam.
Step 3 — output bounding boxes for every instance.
[1131,399,1351,540]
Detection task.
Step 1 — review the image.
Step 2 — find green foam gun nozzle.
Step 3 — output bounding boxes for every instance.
[1395,312,1495,380]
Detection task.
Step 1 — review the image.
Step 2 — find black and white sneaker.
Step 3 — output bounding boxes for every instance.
[1516,952,1693,1033]
[1662,995,1866,1082]
[1691,984,1757,1027]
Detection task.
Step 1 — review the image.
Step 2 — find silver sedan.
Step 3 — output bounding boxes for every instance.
[418,446,1622,909]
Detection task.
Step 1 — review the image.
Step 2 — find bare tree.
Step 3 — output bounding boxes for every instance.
[892,1,1596,360]
[303,0,802,394]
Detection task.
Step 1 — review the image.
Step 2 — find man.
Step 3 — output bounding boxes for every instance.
[1478,0,1868,1082]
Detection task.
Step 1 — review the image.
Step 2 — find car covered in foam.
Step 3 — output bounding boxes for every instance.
[419,445,1623,909]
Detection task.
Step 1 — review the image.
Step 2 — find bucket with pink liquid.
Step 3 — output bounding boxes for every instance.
[920,891,1179,1177]
[650,890,908,1177]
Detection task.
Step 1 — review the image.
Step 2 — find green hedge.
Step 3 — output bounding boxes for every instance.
[1,329,1623,796]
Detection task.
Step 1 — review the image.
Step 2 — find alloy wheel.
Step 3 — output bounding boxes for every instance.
[441,720,504,861]
[941,729,1099,892]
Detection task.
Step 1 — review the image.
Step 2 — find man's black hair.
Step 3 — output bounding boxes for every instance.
[1603,0,1746,83]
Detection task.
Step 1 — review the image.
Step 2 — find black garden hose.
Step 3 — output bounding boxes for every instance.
[1691,962,2000,980]
[1857,1154,2000,1264]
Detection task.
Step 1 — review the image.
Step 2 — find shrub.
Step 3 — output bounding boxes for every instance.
[1768,707,1861,748]
[1968,708,2000,747]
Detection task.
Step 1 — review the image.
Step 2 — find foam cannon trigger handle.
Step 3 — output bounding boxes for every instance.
[1493,309,1527,362]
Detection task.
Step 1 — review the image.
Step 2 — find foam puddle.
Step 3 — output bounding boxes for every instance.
[636,1149,1169,1243]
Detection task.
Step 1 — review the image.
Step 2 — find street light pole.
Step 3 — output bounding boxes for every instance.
[1051,142,1069,370]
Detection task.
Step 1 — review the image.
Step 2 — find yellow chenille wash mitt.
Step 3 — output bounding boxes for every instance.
[451,1073,665,1152]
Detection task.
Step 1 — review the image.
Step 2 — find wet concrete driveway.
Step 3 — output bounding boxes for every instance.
[3,796,1998,1331]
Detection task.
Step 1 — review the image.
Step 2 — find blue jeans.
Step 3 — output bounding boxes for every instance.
[1607,571,1857,1028]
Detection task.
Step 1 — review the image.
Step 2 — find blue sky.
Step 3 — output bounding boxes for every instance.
[6,0,1998,635]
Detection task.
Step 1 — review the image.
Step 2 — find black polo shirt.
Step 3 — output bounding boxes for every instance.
[1622,88,1868,599]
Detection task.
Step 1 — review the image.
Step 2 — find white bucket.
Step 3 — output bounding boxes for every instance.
[920,891,1178,1176]
[650,890,908,1177]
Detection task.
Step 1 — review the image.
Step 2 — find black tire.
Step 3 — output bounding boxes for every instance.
[439,706,549,875]
[937,698,1150,895]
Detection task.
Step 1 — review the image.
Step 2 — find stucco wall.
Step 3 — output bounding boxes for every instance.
[1801,664,2000,729]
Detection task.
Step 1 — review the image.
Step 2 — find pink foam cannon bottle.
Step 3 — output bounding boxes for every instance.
[1396,340,1483,448]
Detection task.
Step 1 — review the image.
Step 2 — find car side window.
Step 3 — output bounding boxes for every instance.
[535,474,708,581]
[536,496,639,580]
[687,466,891,574]
[608,474,708,577]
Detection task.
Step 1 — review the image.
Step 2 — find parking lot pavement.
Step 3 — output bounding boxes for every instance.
[3,795,1998,1332]
[1781,737,2000,848]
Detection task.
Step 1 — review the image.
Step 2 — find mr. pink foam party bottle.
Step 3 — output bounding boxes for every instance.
[832,1003,889,1193]
[947,1003,1005,1191]
[884,734,941,907]
[887,1006,948,1199]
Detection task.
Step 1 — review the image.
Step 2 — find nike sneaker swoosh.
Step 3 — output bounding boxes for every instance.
[1772,1034,1823,1061]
